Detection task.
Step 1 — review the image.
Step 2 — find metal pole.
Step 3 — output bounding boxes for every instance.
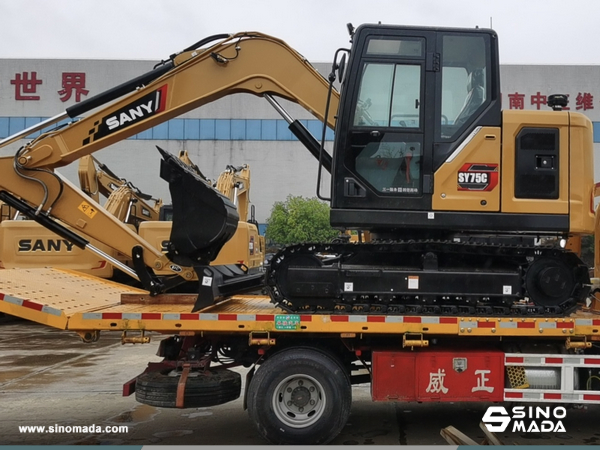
[264,94,294,124]
[0,112,69,149]
[85,243,140,280]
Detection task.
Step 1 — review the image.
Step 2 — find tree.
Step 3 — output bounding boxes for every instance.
[265,195,339,245]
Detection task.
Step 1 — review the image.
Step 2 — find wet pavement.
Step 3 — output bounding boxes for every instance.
[1,317,600,445]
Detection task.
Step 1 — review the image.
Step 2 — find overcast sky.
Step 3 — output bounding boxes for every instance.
[1,0,599,65]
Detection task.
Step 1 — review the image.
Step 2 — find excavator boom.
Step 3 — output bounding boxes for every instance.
[0,32,340,299]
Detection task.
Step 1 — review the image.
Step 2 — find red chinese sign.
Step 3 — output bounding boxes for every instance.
[8,71,89,102]
[505,91,594,111]
[58,73,89,102]
[10,72,42,100]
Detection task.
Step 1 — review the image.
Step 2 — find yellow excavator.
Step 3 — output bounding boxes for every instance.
[78,155,163,226]
[0,152,263,278]
[140,153,265,274]
[0,156,162,276]
[0,26,595,315]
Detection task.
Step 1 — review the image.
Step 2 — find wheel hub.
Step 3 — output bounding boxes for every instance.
[273,375,326,428]
[290,386,311,408]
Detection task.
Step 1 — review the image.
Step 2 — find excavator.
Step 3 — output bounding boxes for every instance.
[0,156,161,277]
[78,155,163,227]
[1,152,264,279]
[0,24,594,316]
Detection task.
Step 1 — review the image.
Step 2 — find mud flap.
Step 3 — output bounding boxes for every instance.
[193,265,265,311]
[157,146,238,266]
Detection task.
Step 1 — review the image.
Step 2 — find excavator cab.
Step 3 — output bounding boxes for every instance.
[331,24,501,235]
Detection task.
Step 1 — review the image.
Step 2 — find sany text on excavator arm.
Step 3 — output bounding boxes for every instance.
[0,32,340,299]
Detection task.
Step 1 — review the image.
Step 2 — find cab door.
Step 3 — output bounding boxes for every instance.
[332,29,437,213]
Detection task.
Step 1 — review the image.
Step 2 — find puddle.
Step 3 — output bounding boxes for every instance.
[359,429,389,439]
[0,370,33,383]
[10,353,83,367]
[153,430,193,438]
[69,362,96,368]
[183,411,213,418]
[109,404,158,424]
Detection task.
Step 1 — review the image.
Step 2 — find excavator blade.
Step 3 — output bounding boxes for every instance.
[157,146,239,267]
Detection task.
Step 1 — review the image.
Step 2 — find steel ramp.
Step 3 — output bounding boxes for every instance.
[0,268,147,329]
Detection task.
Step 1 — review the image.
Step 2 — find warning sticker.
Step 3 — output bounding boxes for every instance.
[78,201,98,218]
[408,276,419,290]
[275,314,301,331]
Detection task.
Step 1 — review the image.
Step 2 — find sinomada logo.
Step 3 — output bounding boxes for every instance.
[482,406,567,433]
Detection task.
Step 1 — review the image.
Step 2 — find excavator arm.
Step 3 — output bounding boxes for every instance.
[78,155,162,226]
[0,32,340,299]
[215,165,252,222]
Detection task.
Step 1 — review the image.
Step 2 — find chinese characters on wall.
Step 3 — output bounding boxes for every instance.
[8,71,89,103]
[506,91,594,111]
[3,70,598,115]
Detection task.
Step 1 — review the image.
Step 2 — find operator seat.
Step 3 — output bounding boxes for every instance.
[453,69,485,127]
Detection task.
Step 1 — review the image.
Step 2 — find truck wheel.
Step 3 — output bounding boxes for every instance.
[247,347,351,445]
[135,368,241,408]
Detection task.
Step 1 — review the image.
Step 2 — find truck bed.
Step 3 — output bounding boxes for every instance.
[1,268,600,340]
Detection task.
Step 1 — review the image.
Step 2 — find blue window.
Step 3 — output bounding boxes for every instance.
[168,119,184,140]
[276,120,293,140]
[0,118,10,138]
[325,127,335,141]
[200,119,215,139]
[184,119,200,140]
[594,122,600,143]
[216,119,231,140]
[136,128,153,139]
[152,122,169,140]
[24,117,43,138]
[231,119,246,140]
[9,117,26,136]
[261,120,277,141]
[246,120,261,140]
[307,120,324,140]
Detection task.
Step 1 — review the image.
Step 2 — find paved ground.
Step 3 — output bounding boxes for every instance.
[1,317,600,445]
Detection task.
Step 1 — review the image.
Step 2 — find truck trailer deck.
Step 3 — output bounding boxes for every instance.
[2,267,600,339]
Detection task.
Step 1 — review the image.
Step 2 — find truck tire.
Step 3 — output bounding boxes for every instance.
[247,347,351,445]
[135,368,241,408]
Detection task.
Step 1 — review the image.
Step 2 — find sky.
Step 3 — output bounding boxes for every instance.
[1,0,600,65]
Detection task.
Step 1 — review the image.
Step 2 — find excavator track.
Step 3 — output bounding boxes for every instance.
[266,241,590,317]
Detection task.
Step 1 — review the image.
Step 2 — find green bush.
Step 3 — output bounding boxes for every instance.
[265,195,339,246]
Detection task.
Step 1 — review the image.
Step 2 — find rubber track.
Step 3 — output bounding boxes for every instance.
[265,240,589,317]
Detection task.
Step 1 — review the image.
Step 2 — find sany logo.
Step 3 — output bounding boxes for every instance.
[106,101,156,130]
[482,406,566,433]
[83,85,168,145]
[104,85,167,131]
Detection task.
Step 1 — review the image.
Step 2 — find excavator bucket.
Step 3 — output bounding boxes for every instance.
[157,146,239,267]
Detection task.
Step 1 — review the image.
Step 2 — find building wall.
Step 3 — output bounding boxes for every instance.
[0,59,600,224]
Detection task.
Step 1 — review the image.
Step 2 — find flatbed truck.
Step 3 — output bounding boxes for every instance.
[2,267,600,444]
